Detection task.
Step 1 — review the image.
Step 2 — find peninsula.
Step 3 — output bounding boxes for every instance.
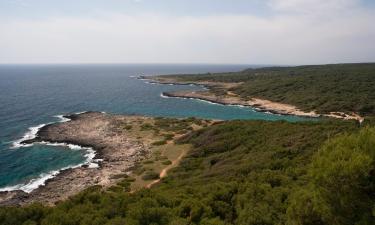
[1,63,375,225]
[0,112,210,206]
[142,63,375,123]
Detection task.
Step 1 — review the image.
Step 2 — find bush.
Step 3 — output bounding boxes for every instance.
[142,171,160,181]
[287,128,375,225]
[124,125,132,130]
[143,160,154,164]
[163,133,175,141]
[141,123,154,131]
[0,119,363,225]
[152,140,167,146]
[162,160,172,165]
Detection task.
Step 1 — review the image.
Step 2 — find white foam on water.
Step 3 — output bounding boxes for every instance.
[54,115,71,123]
[11,112,85,149]
[75,111,88,115]
[161,93,255,110]
[0,142,101,193]
[138,78,151,81]
[145,81,160,85]
[0,170,60,193]
[160,93,170,98]
[39,141,100,168]
[195,98,221,105]
[164,94,222,106]
[3,111,102,193]
[11,124,47,149]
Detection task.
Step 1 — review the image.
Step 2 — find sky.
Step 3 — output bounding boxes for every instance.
[0,0,375,65]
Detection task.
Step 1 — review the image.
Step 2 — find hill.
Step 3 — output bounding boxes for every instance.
[2,118,375,225]
[156,63,375,116]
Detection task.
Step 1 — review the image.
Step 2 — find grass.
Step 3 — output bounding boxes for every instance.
[115,116,203,192]
[130,143,190,191]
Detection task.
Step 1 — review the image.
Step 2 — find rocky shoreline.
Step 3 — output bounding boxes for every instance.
[0,112,151,206]
[142,76,364,122]
[162,91,365,123]
[162,91,319,118]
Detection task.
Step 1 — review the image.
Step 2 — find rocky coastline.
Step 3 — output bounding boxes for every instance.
[143,76,364,122]
[0,112,151,206]
[162,91,319,118]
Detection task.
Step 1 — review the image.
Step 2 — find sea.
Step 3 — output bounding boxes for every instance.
[0,64,307,193]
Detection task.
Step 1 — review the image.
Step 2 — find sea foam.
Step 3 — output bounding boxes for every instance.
[11,124,48,149]
[0,142,100,193]
[0,145,100,193]
[2,112,101,193]
[160,93,222,106]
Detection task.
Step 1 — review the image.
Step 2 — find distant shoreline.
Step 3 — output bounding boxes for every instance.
[140,76,364,123]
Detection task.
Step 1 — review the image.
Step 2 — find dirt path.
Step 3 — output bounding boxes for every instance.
[146,147,188,188]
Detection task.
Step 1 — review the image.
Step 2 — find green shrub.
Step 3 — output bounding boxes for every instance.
[143,160,154,164]
[163,133,175,141]
[124,125,132,130]
[152,140,167,146]
[141,123,154,131]
[287,128,375,225]
[142,171,160,181]
[0,119,363,225]
[162,160,172,165]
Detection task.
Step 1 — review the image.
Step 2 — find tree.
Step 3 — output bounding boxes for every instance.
[287,128,375,225]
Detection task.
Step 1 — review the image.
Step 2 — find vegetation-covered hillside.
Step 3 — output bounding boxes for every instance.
[2,118,374,225]
[160,63,375,115]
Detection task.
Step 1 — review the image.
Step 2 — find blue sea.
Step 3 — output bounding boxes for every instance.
[0,64,306,192]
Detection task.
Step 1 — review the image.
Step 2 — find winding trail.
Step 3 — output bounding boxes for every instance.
[146,146,188,188]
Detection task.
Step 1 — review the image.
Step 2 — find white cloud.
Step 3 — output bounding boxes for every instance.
[268,0,360,13]
[0,1,374,64]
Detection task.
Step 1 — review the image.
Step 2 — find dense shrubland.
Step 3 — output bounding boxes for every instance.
[161,63,375,115]
[2,118,374,225]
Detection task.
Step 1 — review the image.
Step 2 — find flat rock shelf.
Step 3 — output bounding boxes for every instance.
[0,112,151,206]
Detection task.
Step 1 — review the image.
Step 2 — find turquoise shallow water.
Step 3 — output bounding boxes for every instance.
[0,64,308,192]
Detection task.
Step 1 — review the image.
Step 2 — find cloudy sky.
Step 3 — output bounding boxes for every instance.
[1,0,374,65]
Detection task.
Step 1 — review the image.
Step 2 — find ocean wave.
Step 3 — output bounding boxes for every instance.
[0,169,61,193]
[54,115,71,123]
[160,93,222,106]
[75,111,88,115]
[1,142,101,193]
[161,93,256,110]
[137,78,151,81]
[11,112,85,149]
[160,93,170,99]
[145,81,160,85]
[11,124,48,149]
[2,111,102,193]
[40,141,101,168]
